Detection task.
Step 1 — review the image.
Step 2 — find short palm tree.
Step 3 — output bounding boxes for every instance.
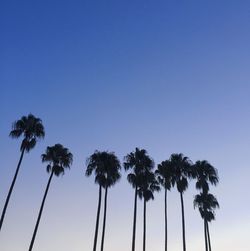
[169,153,192,251]
[155,160,174,251]
[123,148,154,251]
[138,170,160,251]
[28,144,73,251]
[194,192,219,251]
[0,114,45,231]
[86,151,121,251]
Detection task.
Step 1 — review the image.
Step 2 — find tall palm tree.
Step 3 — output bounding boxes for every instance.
[86,151,107,251]
[0,114,45,231]
[169,153,192,251]
[193,160,219,251]
[138,170,160,251]
[123,148,154,251]
[28,144,73,251]
[193,160,218,193]
[99,151,121,251]
[155,160,174,251]
[194,192,219,251]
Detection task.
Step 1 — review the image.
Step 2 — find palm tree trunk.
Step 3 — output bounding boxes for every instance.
[180,192,186,251]
[164,188,168,251]
[143,198,146,251]
[93,185,102,251]
[206,222,211,251]
[0,148,25,231]
[204,219,208,251]
[132,186,137,251]
[28,171,53,251]
[100,186,108,251]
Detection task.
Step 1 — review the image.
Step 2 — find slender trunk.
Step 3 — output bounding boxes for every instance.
[164,188,168,251]
[93,185,102,251]
[180,192,186,251]
[0,148,25,231]
[132,186,137,251]
[204,219,208,251]
[28,171,53,251]
[206,222,211,251]
[100,186,108,251]
[143,198,146,251]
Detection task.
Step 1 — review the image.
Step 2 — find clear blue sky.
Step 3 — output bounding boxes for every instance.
[1,1,250,250]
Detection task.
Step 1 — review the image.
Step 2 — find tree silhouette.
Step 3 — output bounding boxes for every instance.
[28,144,73,251]
[0,114,45,231]
[123,148,154,251]
[194,192,219,251]
[86,151,121,251]
[193,160,218,193]
[99,151,121,251]
[169,153,192,251]
[155,160,174,251]
[138,170,160,251]
[86,151,107,251]
[193,160,219,251]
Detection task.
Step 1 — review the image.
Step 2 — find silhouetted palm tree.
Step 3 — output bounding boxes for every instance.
[193,160,219,251]
[28,144,73,251]
[169,153,192,251]
[123,148,154,251]
[99,151,121,251]
[138,170,160,251]
[155,160,174,251]
[86,151,121,251]
[194,192,219,251]
[193,160,218,193]
[86,151,107,251]
[0,114,45,231]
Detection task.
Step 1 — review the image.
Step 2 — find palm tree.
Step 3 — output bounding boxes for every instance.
[155,160,174,251]
[193,160,219,251]
[86,151,107,251]
[123,148,154,251]
[28,144,73,251]
[86,151,121,251]
[138,170,160,251]
[194,192,219,251]
[169,153,192,251]
[99,151,121,251]
[193,160,218,193]
[0,114,45,231]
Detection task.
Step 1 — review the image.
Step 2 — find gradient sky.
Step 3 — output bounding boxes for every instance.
[1,1,250,250]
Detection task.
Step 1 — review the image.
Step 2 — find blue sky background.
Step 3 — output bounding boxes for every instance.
[1,1,250,250]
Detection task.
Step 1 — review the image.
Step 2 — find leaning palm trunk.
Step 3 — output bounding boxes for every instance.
[100,186,108,251]
[204,219,208,251]
[29,171,53,251]
[132,186,137,251]
[93,185,102,251]
[206,222,211,251]
[0,148,25,231]
[143,198,146,251]
[180,192,186,251]
[164,188,168,251]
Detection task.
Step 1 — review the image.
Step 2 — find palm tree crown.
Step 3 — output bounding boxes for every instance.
[169,153,193,193]
[42,144,73,176]
[155,160,174,191]
[193,160,219,193]
[124,147,154,188]
[86,150,121,187]
[194,192,219,222]
[9,114,45,152]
